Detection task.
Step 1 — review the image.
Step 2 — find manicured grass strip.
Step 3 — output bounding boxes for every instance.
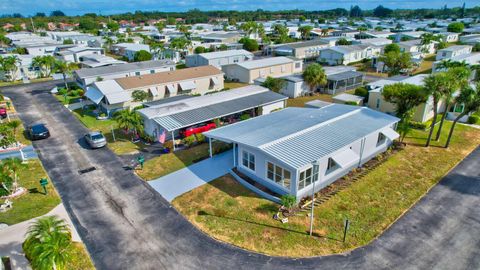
[66,242,95,270]
[0,160,61,225]
[286,94,333,107]
[173,122,480,257]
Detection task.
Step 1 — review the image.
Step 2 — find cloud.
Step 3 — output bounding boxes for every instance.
[0,0,477,16]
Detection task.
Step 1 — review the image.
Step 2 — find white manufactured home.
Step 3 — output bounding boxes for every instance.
[205,104,400,201]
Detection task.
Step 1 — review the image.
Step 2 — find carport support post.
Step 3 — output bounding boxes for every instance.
[309,160,320,236]
[172,132,176,151]
[209,138,213,158]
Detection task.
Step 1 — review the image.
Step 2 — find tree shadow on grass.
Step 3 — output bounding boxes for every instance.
[197,210,342,242]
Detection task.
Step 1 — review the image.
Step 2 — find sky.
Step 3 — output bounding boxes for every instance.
[0,0,478,16]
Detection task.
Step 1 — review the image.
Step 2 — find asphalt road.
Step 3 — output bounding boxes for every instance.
[2,80,479,270]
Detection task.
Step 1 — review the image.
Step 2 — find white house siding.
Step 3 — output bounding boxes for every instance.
[281,80,310,98]
[261,101,285,114]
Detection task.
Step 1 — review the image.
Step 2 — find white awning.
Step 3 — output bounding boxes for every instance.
[211,77,219,85]
[85,87,104,104]
[179,81,196,91]
[105,92,131,104]
[149,87,159,97]
[166,84,176,94]
[331,148,360,168]
[381,128,400,141]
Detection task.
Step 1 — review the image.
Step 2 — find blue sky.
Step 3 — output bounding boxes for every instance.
[1,0,478,16]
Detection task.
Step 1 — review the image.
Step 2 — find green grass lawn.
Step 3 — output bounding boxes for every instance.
[54,94,83,105]
[286,94,333,107]
[65,243,95,270]
[72,109,146,155]
[173,121,480,257]
[137,142,230,180]
[0,160,61,225]
[224,81,249,89]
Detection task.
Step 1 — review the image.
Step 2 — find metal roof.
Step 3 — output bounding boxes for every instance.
[74,60,176,78]
[236,57,295,70]
[143,95,192,107]
[328,70,364,81]
[205,105,399,169]
[152,91,287,131]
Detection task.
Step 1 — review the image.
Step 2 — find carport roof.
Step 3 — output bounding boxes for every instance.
[150,90,287,132]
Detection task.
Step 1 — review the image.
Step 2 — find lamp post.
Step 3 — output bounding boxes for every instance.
[309,160,320,236]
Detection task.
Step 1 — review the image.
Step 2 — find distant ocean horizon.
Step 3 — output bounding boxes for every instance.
[2,0,478,16]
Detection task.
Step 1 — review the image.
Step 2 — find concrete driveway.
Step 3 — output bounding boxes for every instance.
[149,150,233,202]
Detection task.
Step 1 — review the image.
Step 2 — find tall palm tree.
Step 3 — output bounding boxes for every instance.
[445,83,480,148]
[113,109,143,139]
[435,67,471,141]
[150,42,165,60]
[423,73,448,147]
[24,215,72,270]
[0,55,20,82]
[302,63,327,92]
[54,60,76,90]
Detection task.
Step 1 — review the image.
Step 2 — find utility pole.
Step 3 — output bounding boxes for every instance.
[30,17,36,33]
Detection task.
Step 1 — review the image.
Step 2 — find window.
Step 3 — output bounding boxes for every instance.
[377,132,386,146]
[135,71,140,76]
[298,168,313,190]
[150,70,155,74]
[267,162,291,189]
[242,151,255,171]
[326,158,339,174]
[376,98,380,109]
[295,62,301,69]
[270,67,274,73]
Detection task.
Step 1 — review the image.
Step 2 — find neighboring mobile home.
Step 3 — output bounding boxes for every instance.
[185,49,254,69]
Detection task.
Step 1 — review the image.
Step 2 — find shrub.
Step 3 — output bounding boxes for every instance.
[76,89,84,96]
[280,195,297,209]
[195,133,206,143]
[354,87,368,98]
[163,140,174,151]
[344,101,358,106]
[467,115,479,124]
[183,135,196,147]
[57,88,67,96]
[409,121,427,130]
[239,114,250,121]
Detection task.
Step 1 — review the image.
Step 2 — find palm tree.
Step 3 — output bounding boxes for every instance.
[1,158,26,193]
[32,55,56,78]
[113,109,143,139]
[0,55,20,82]
[150,42,165,60]
[423,73,448,147]
[7,119,21,138]
[298,25,313,40]
[24,215,72,270]
[54,60,76,90]
[445,83,480,148]
[302,63,327,92]
[434,67,471,141]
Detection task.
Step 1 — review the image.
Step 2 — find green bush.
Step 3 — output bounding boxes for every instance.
[409,121,427,130]
[467,115,479,124]
[344,101,358,106]
[76,89,84,96]
[195,133,206,143]
[57,88,67,96]
[354,87,368,98]
[280,195,297,209]
[239,114,251,121]
[183,135,196,147]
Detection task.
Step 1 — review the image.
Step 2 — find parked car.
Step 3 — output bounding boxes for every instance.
[0,107,7,119]
[84,131,107,149]
[180,122,217,137]
[27,124,50,140]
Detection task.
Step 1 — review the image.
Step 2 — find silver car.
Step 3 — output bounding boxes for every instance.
[84,131,107,149]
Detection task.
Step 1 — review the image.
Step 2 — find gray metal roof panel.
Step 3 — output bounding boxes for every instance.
[327,70,364,81]
[153,91,288,131]
[74,60,176,78]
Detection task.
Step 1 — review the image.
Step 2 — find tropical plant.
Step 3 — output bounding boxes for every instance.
[384,43,401,54]
[280,194,297,210]
[54,60,76,90]
[113,109,143,139]
[6,119,21,138]
[1,158,25,194]
[423,73,450,146]
[23,216,72,270]
[447,22,465,33]
[302,63,327,92]
[261,77,286,93]
[0,124,16,148]
[298,25,313,40]
[31,55,56,78]
[239,37,259,52]
[336,38,352,46]
[434,67,471,141]
[131,90,148,102]
[382,83,428,141]
[445,84,480,148]
[133,50,152,62]
[379,51,413,76]
[0,55,20,82]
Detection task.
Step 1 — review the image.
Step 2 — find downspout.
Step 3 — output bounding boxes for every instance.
[358,137,366,168]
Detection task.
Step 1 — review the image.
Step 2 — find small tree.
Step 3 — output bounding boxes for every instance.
[383,43,400,54]
[298,25,313,40]
[382,83,428,141]
[336,38,352,46]
[302,63,327,92]
[131,90,148,102]
[133,50,152,62]
[239,37,259,52]
[447,22,465,33]
[261,77,286,93]
[194,46,206,54]
[379,51,413,76]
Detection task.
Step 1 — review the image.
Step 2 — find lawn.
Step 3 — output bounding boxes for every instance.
[224,81,249,89]
[413,59,434,75]
[54,94,83,105]
[137,141,230,180]
[173,121,480,257]
[286,94,333,107]
[65,243,95,270]
[0,160,61,225]
[72,109,146,155]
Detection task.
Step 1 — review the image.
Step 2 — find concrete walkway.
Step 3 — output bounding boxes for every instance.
[148,150,233,202]
[0,145,37,160]
[0,204,81,270]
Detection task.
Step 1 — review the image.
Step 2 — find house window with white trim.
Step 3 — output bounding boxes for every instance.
[326,158,339,174]
[298,167,313,190]
[242,151,255,171]
[267,162,291,189]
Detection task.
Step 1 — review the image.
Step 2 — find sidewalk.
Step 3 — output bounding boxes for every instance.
[0,204,81,270]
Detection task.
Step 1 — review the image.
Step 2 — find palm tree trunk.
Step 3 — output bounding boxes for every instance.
[425,102,438,147]
[63,73,68,90]
[445,112,467,148]
[434,103,450,141]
